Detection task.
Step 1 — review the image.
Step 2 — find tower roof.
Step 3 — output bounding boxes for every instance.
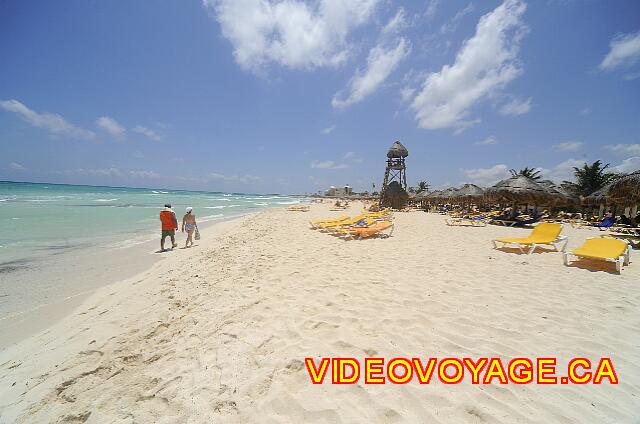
[387,141,409,158]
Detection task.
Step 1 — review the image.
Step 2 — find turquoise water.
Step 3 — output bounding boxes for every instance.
[0,181,298,266]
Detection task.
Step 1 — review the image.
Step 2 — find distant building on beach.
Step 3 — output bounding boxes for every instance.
[324,185,353,197]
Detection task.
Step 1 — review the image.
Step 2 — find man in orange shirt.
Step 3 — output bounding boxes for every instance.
[160,203,178,251]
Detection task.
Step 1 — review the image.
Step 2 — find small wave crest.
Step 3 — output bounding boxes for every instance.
[199,213,224,222]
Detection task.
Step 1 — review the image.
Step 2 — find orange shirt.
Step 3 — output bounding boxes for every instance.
[160,210,176,230]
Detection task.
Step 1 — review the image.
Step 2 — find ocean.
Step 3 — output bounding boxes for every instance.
[0,181,299,267]
[0,181,301,341]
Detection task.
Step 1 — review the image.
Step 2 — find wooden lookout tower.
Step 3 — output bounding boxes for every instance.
[379,141,409,209]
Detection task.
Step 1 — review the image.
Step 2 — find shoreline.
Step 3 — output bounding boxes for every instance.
[0,211,257,350]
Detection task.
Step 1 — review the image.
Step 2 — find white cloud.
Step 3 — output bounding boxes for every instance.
[207,172,262,183]
[541,158,585,183]
[66,168,161,179]
[623,71,640,81]
[499,96,532,116]
[310,160,348,169]
[612,157,640,173]
[9,162,26,171]
[440,2,474,34]
[599,31,640,71]
[132,125,162,141]
[321,125,335,134]
[382,8,406,36]
[474,135,497,146]
[460,163,510,185]
[129,170,161,179]
[0,99,96,141]
[343,151,363,163]
[204,0,380,71]
[96,116,126,138]
[452,118,481,135]
[332,37,410,109]
[400,87,415,102]
[425,0,440,20]
[578,107,591,115]
[553,141,583,152]
[605,143,640,156]
[70,167,124,178]
[410,0,528,131]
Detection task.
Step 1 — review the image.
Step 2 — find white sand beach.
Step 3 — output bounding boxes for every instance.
[1,202,639,423]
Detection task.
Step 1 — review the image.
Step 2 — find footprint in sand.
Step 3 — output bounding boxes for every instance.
[282,359,304,374]
[213,400,238,415]
[60,411,91,423]
[145,322,169,339]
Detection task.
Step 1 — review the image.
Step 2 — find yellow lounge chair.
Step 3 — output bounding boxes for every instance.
[309,215,349,229]
[493,222,568,255]
[563,237,630,273]
[316,214,369,230]
[341,220,394,239]
[601,233,640,249]
[317,212,391,231]
[331,217,380,235]
[446,217,488,227]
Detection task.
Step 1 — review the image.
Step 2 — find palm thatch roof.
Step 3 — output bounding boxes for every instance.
[485,175,555,204]
[425,190,442,198]
[608,170,640,204]
[538,179,576,206]
[426,187,459,202]
[451,184,484,202]
[387,141,409,158]
[582,182,613,205]
[441,187,459,197]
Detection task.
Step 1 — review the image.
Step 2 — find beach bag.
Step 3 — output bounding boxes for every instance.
[195,227,201,240]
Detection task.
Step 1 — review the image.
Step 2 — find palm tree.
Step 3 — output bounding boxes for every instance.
[416,180,430,194]
[509,167,542,180]
[563,160,619,197]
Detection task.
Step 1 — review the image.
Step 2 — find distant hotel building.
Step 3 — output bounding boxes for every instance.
[324,185,353,197]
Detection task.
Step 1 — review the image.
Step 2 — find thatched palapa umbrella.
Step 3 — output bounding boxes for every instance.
[582,183,612,206]
[387,141,409,159]
[431,187,459,203]
[537,179,575,206]
[425,189,443,200]
[451,183,484,203]
[608,170,640,205]
[419,189,446,207]
[486,175,555,204]
[414,190,432,201]
[415,189,432,208]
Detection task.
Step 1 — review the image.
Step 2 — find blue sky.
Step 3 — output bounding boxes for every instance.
[1,0,639,194]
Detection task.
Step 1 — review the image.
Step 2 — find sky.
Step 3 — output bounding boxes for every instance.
[1,0,639,194]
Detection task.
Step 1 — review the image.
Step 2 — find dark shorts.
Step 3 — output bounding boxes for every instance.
[161,229,175,237]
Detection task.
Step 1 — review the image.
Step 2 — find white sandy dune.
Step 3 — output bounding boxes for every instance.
[1,202,639,423]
